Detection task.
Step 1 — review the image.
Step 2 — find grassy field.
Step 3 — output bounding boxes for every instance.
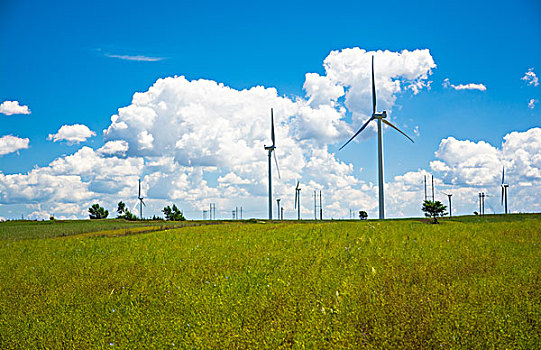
[0,219,210,241]
[0,216,539,348]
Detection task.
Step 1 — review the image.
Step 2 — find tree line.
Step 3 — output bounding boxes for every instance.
[88,202,186,221]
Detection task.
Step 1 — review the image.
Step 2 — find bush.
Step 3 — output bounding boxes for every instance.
[162,204,186,221]
[88,204,109,220]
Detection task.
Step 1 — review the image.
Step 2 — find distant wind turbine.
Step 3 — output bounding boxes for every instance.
[339,56,414,219]
[264,108,281,220]
[441,192,453,217]
[501,166,509,214]
[138,179,145,219]
[294,180,301,220]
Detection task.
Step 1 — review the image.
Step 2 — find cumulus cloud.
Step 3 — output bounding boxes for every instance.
[443,78,487,91]
[98,140,129,156]
[0,135,29,156]
[105,54,165,62]
[522,68,539,87]
[310,48,436,121]
[528,99,537,109]
[423,128,541,214]
[48,124,96,143]
[0,101,31,115]
[0,146,143,212]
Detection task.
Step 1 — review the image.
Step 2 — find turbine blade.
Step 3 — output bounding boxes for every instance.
[501,186,504,205]
[382,119,415,143]
[339,116,374,150]
[271,108,275,146]
[296,180,300,190]
[502,166,505,185]
[142,199,146,207]
[294,190,298,209]
[372,56,376,115]
[273,151,281,179]
[138,179,141,197]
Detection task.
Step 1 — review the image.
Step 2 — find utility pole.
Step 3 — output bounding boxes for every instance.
[478,193,486,216]
[313,190,317,220]
[481,192,486,216]
[431,175,435,202]
[424,175,427,201]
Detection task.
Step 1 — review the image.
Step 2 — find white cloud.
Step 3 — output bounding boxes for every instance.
[98,140,129,156]
[522,68,539,87]
[105,54,165,62]
[0,146,144,211]
[312,48,436,121]
[443,78,487,91]
[0,135,29,156]
[48,124,96,143]
[0,101,31,115]
[528,99,538,109]
[422,128,541,214]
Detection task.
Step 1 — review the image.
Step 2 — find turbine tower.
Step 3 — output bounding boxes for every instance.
[501,166,509,214]
[264,108,280,220]
[138,178,145,220]
[339,56,414,219]
[442,192,453,217]
[294,180,301,220]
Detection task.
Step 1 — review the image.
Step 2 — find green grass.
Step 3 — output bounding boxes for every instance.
[0,217,539,348]
[0,219,206,241]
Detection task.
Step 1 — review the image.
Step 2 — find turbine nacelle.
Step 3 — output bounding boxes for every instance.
[373,111,387,119]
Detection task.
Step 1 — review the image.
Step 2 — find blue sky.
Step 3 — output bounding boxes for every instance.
[0,0,540,219]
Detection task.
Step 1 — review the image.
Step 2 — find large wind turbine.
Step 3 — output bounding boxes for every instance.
[264,108,281,220]
[501,166,509,214]
[138,179,145,219]
[339,56,414,219]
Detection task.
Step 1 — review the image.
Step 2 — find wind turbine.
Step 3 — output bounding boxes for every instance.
[442,192,453,217]
[264,108,281,220]
[501,166,509,214]
[138,179,145,219]
[294,180,301,220]
[339,56,414,219]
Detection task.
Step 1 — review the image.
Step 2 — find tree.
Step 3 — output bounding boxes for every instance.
[422,200,447,224]
[117,201,127,216]
[162,204,186,221]
[359,211,368,220]
[89,204,109,219]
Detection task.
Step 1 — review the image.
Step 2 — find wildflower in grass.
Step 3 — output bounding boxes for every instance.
[109,342,114,346]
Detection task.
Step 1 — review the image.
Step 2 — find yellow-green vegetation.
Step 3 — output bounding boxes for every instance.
[0,219,202,241]
[0,216,539,348]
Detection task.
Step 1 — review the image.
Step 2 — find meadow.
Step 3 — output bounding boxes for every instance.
[0,216,539,349]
